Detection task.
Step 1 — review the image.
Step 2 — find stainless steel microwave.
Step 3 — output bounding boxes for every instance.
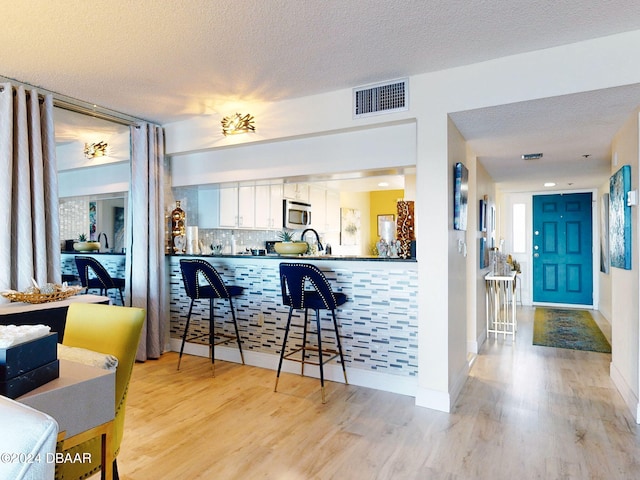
[283,199,312,229]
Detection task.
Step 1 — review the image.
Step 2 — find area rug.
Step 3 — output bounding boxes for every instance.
[533,308,611,353]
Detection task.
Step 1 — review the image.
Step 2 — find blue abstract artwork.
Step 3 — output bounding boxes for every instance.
[609,165,631,270]
[454,162,468,231]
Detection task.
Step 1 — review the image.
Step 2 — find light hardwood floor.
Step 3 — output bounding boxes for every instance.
[116,307,640,479]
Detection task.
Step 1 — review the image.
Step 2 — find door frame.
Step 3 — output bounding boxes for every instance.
[501,188,599,309]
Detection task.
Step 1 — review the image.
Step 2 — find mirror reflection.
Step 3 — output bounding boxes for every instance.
[55,107,131,254]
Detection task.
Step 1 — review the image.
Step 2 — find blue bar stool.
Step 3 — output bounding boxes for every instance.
[178,259,245,371]
[275,262,348,403]
[74,256,125,305]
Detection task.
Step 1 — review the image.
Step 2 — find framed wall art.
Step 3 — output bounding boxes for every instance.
[600,193,610,274]
[453,162,468,231]
[609,165,631,270]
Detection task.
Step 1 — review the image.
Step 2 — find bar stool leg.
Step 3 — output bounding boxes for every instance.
[178,299,195,370]
[274,308,294,392]
[228,298,245,364]
[331,309,348,385]
[209,298,216,376]
[117,288,125,306]
[315,309,327,403]
[301,308,309,376]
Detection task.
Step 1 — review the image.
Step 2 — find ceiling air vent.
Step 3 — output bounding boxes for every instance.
[353,78,408,118]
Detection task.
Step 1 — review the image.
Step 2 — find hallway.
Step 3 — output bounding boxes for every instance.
[118,307,639,479]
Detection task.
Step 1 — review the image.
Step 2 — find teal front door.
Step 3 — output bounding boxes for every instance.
[532,193,593,305]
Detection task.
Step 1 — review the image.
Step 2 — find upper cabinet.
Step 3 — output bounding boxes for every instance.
[197,187,220,228]
[283,183,309,203]
[325,190,341,233]
[310,186,340,233]
[219,186,255,228]
[255,184,283,229]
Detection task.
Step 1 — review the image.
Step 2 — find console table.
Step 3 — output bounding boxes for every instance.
[485,271,517,339]
[17,358,115,479]
[0,294,110,341]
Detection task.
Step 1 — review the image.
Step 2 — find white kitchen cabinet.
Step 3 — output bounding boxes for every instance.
[325,189,341,233]
[255,184,284,229]
[309,187,340,234]
[238,185,255,227]
[283,183,309,202]
[309,186,327,231]
[197,187,220,228]
[219,185,256,228]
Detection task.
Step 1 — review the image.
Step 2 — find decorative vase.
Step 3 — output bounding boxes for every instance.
[274,241,308,255]
[73,241,101,252]
[396,200,415,259]
[171,201,186,254]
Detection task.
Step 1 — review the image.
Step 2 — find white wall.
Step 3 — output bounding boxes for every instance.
[472,160,496,351]
[598,178,613,322]
[163,29,640,414]
[446,119,471,399]
[169,121,416,187]
[58,162,130,197]
[609,110,640,421]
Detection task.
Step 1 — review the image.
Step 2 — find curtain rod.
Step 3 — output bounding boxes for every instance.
[0,75,147,127]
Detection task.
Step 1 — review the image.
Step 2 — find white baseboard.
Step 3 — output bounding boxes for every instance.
[414,358,470,413]
[168,339,418,398]
[610,360,640,424]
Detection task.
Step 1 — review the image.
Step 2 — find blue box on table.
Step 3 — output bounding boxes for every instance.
[0,333,59,399]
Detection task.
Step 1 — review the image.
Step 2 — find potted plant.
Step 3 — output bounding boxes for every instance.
[274,230,308,255]
[73,233,101,252]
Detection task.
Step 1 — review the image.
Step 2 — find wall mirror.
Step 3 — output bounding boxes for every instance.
[54,107,131,253]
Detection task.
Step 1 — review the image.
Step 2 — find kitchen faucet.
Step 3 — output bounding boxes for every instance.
[97,232,109,250]
[301,228,323,252]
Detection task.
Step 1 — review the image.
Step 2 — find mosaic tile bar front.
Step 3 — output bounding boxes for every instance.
[168,256,419,378]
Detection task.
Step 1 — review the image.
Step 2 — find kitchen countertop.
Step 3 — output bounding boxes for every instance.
[167,253,416,262]
[61,251,125,255]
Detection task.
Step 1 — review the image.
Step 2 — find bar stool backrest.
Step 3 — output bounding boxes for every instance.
[279,263,338,310]
[180,259,230,299]
[74,256,118,289]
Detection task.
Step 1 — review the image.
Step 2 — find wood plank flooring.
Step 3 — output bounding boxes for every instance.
[115,307,640,479]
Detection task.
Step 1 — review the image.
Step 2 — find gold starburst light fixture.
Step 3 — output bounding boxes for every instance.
[221,113,255,136]
[84,141,108,159]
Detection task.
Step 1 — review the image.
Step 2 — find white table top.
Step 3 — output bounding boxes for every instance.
[485,271,517,281]
[17,359,115,437]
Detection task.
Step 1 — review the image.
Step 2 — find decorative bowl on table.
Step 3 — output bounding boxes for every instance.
[274,241,308,255]
[1,284,84,304]
[73,241,101,252]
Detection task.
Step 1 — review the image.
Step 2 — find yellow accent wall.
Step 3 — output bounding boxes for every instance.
[369,189,404,250]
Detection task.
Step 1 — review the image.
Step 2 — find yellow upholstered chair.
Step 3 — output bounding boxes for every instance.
[55,303,145,480]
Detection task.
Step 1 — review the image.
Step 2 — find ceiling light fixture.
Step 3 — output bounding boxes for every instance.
[83,141,108,159]
[377,181,389,187]
[544,182,556,187]
[221,113,255,136]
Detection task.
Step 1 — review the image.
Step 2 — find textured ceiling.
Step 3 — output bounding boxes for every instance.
[3,1,640,191]
[450,84,640,192]
[2,0,640,124]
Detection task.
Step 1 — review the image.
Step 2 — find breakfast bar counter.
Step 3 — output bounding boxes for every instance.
[168,254,418,396]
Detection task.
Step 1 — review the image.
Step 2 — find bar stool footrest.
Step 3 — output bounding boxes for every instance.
[283,346,340,366]
[184,331,242,348]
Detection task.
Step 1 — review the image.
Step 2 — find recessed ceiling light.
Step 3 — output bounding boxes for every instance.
[544,182,556,187]
[377,182,389,187]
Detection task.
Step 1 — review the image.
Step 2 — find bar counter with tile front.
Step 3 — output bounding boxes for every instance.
[167,254,418,396]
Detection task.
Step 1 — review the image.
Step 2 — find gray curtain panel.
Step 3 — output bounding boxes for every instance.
[0,83,60,295]
[126,123,166,360]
